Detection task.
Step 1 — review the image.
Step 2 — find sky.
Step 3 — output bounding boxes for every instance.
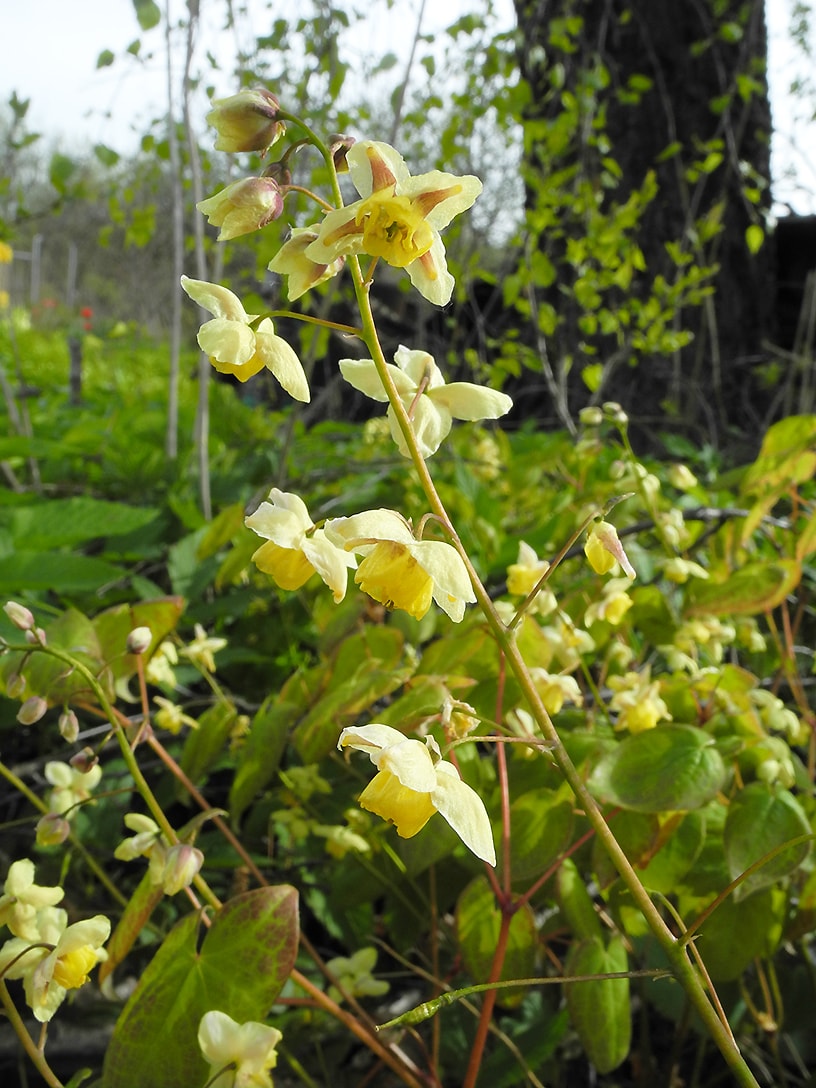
[3,0,815,213]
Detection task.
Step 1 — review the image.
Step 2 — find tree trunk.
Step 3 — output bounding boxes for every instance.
[512,0,772,443]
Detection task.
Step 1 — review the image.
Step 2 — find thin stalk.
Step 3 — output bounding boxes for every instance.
[0,980,63,1088]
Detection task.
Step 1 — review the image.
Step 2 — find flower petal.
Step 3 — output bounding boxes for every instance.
[339,358,414,402]
[432,762,496,864]
[306,205,364,263]
[325,509,415,551]
[302,529,356,603]
[378,738,438,790]
[399,170,483,231]
[410,540,475,622]
[406,235,455,306]
[338,723,412,762]
[347,141,411,198]
[387,396,451,458]
[393,346,445,389]
[180,276,256,322]
[430,382,513,422]
[197,318,257,368]
[245,490,312,545]
[254,319,310,402]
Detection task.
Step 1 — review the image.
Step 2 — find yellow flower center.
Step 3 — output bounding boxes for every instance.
[355,542,434,619]
[358,770,436,837]
[53,946,98,990]
[356,192,435,268]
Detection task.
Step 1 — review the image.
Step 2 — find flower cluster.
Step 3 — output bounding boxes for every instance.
[114,814,203,896]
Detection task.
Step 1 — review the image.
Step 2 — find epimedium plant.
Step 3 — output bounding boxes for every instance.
[0,88,815,1088]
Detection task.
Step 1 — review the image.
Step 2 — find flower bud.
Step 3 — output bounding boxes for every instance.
[17,695,48,725]
[161,843,204,895]
[59,709,80,743]
[667,463,698,491]
[206,88,285,153]
[602,401,628,424]
[36,812,71,846]
[126,626,153,655]
[197,177,285,240]
[263,160,293,187]
[70,747,97,774]
[25,627,47,646]
[6,672,26,698]
[579,406,603,427]
[4,601,35,630]
[327,133,356,172]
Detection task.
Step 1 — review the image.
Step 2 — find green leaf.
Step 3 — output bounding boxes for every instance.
[93,143,121,167]
[102,887,298,1088]
[588,725,726,813]
[507,789,573,884]
[179,702,238,790]
[745,224,764,254]
[96,49,115,69]
[685,559,801,616]
[229,698,296,826]
[99,871,164,986]
[695,887,785,980]
[724,782,812,900]
[132,0,161,31]
[565,936,630,1073]
[0,552,127,595]
[4,497,159,550]
[638,811,706,894]
[557,858,603,943]
[456,876,537,1007]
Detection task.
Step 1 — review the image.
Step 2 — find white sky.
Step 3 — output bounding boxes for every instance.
[3,0,815,212]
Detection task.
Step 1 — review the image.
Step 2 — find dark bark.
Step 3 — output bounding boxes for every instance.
[512,0,773,443]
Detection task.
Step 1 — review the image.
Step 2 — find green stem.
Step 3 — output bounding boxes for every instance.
[0,979,64,1088]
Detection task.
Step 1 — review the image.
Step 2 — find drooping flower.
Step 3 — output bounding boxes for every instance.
[584,520,636,579]
[338,724,495,864]
[339,346,512,458]
[198,1010,282,1088]
[324,946,389,1003]
[0,860,64,941]
[198,178,285,240]
[325,509,475,622]
[206,88,285,153]
[180,623,227,674]
[268,226,345,301]
[584,578,634,626]
[0,907,110,1022]
[306,141,483,305]
[529,670,583,716]
[153,696,199,734]
[180,276,309,400]
[245,489,356,602]
[145,639,178,688]
[44,761,102,817]
[608,668,671,734]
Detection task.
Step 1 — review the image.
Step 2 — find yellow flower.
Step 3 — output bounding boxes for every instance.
[339,346,512,458]
[0,860,64,940]
[180,623,227,673]
[245,489,356,602]
[584,578,633,626]
[0,908,110,1022]
[44,761,102,817]
[268,226,345,300]
[326,509,475,622]
[0,242,12,263]
[153,696,199,734]
[325,946,388,1003]
[205,88,284,153]
[197,177,284,240]
[584,521,635,579]
[339,724,495,864]
[529,670,583,716]
[608,668,671,734]
[180,276,309,400]
[306,141,482,305]
[198,1010,282,1088]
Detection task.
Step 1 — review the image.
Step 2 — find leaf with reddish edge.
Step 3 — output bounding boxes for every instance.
[101,887,298,1088]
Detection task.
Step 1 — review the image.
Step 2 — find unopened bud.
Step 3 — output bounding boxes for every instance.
[263,159,293,187]
[25,627,47,646]
[17,695,48,725]
[4,601,35,631]
[667,463,698,491]
[6,672,26,698]
[206,88,285,153]
[328,133,355,173]
[59,708,80,743]
[579,406,603,427]
[70,747,97,774]
[161,843,204,895]
[36,812,71,847]
[126,626,153,655]
[602,401,628,424]
[197,177,285,241]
